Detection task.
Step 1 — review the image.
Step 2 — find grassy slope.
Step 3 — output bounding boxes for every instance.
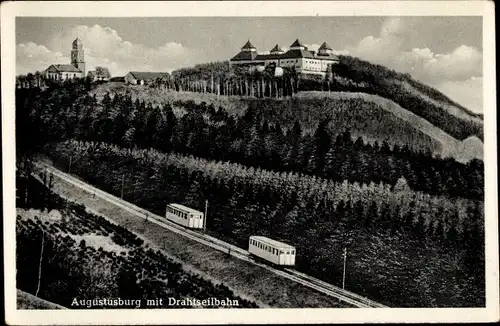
[335,56,483,139]
[90,83,482,161]
[17,290,67,310]
[400,81,483,124]
[295,91,483,162]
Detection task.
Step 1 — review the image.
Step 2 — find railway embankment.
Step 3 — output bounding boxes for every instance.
[37,163,354,308]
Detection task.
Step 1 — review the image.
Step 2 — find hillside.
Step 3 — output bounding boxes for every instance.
[89,83,482,162]
[17,290,66,309]
[334,55,483,140]
[16,175,261,309]
[44,140,485,307]
[294,91,483,162]
[169,58,483,140]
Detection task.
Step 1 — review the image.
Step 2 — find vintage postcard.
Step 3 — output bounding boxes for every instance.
[2,1,498,324]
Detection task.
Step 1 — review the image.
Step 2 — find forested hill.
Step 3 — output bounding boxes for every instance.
[171,57,483,143]
[334,56,483,142]
[335,55,483,122]
[88,82,482,163]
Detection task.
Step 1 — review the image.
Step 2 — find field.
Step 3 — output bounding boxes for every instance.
[31,168,352,308]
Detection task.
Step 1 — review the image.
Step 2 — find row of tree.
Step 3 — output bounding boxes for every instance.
[16,71,47,89]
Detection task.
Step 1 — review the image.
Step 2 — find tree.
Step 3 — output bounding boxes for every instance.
[96,67,106,81]
[394,177,410,193]
[117,266,142,299]
[311,119,331,176]
[184,178,203,209]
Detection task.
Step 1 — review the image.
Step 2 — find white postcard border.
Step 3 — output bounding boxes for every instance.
[2,1,498,324]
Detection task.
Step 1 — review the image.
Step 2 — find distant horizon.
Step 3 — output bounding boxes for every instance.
[16,17,483,113]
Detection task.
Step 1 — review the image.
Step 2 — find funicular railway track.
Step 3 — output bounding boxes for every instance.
[34,162,388,308]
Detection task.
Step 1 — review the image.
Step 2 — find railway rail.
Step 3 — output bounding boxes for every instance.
[34,162,388,308]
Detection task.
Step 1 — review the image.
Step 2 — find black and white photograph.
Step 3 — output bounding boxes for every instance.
[2,1,498,324]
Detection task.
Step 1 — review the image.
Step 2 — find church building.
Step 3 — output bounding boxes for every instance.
[44,38,86,81]
[229,39,340,76]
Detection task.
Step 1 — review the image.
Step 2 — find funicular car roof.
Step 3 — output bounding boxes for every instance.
[250,236,295,250]
[168,203,203,215]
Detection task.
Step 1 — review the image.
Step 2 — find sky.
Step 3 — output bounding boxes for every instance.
[16,17,483,112]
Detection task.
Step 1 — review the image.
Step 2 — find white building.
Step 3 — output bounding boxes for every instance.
[230,39,340,75]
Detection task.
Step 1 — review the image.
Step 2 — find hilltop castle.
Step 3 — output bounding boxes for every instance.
[229,39,340,76]
[45,38,86,80]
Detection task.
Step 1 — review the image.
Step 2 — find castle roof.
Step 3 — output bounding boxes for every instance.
[290,39,306,49]
[315,52,339,60]
[270,44,283,52]
[250,49,340,61]
[230,50,258,61]
[319,42,333,51]
[72,38,83,45]
[231,39,340,62]
[241,40,256,50]
[281,49,315,59]
[254,53,283,61]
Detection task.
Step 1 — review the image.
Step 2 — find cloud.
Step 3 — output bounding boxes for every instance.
[421,45,482,81]
[344,17,483,111]
[431,76,483,113]
[305,44,320,52]
[16,42,68,74]
[350,18,413,61]
[17,24,195,76]
[351,18,482,82]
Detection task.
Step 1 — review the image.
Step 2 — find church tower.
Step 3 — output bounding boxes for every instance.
[71,38,85,76]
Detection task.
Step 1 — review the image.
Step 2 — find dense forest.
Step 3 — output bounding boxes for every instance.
[46,140,484,307]
[15,61,485,308]
[17,84,484,200]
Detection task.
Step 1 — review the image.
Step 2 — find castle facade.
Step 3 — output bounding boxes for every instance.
[229,39,340,76]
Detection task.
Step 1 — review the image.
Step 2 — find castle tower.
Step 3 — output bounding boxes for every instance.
[289,39,307,51]
[318,42,333,55]
[270,44,285,55]
[241,40,257,52]
[71,37,85,76]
